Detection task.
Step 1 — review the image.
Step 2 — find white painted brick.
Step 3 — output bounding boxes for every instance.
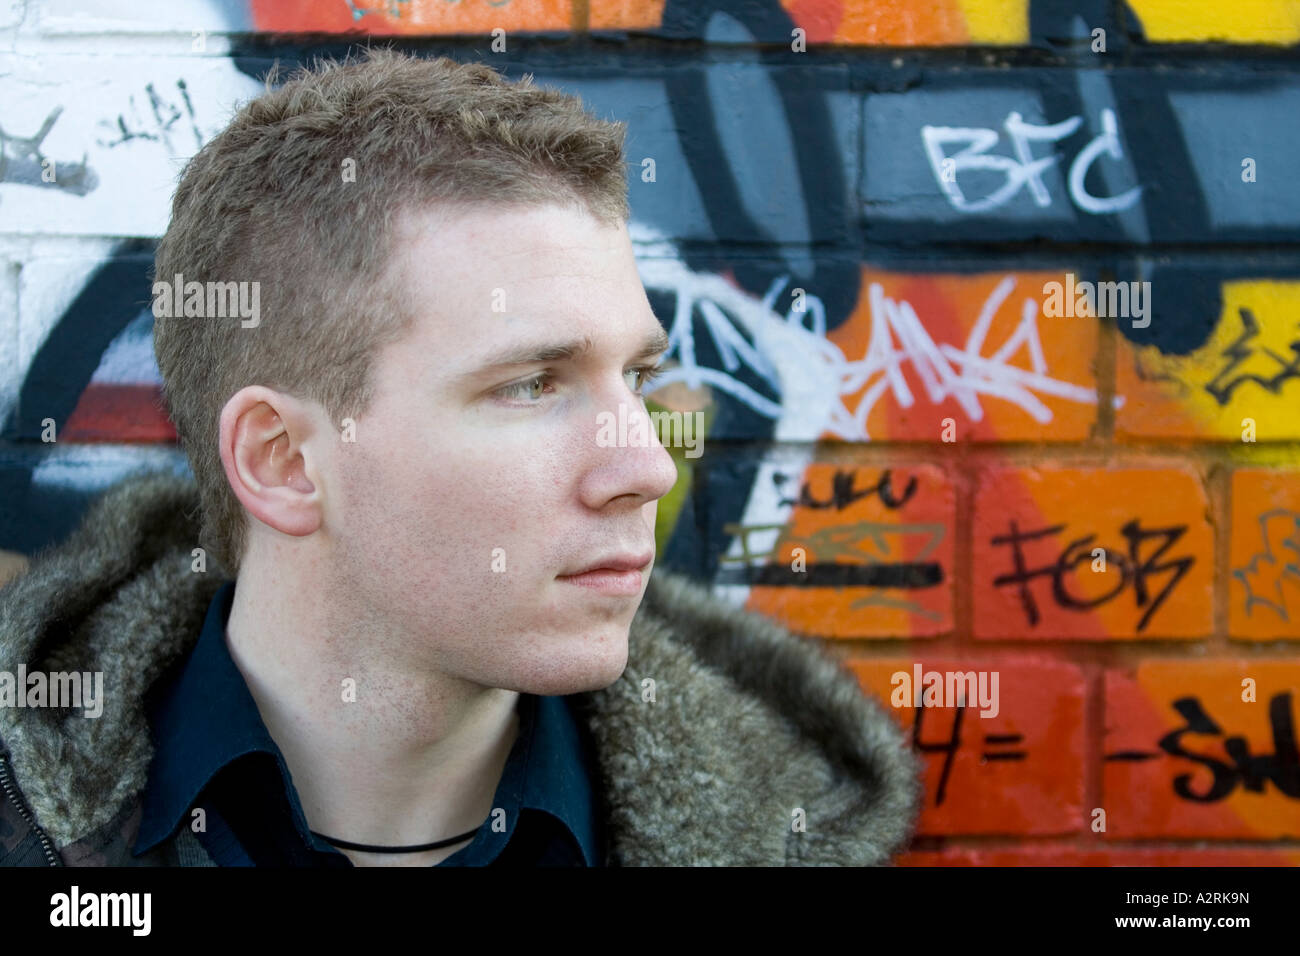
[0,256,19,423]
[34,0,250,36]
[16,240,120,379]
[0,51,262,236]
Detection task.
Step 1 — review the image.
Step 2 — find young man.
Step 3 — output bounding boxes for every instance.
[0,50,919,866]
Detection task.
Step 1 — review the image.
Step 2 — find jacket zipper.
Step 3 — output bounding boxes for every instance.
[0,748,62,866]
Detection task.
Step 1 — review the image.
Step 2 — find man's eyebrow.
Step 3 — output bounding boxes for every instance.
[467,325,670,375]
[633,326,671,360]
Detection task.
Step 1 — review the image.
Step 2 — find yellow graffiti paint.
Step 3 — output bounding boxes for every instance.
[1118,280,1300,442]
[958,0,1029,44]
[1127,0,1300,43]
[649,396,714,554]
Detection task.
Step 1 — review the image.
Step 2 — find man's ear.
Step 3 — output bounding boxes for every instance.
[218,385,326,538]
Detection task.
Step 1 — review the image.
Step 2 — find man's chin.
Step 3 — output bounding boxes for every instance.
[517,636,630,697]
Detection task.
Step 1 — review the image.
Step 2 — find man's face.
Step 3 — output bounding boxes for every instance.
[324,203,679,696]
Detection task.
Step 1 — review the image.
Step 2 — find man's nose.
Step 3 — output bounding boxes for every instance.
[584,397,682,508]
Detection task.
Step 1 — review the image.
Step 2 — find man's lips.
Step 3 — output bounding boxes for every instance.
[557,551,654,597]
[559,551,654,577]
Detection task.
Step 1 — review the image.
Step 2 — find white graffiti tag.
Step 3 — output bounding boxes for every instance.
[837,275,1117,438]
[633,223,1118,441]
[922,108,1143,215]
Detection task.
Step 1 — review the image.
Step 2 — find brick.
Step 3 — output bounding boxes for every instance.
[1103,661,1300,839]
[850,658,1085,835]
[1135,8,1300,43]
[10,252,159,442]
[0,55,262,237]
[1229,470,1300,640]
[860,71,1300,244]
[972,466,1214,639]
[710,460,954,637]
[0,257,16,423]
[249,0,572,35]
[830,269,1100,442]
[639,264,1099,444]
[1116,280,1300,441]
[62,383,176,443]
[580,64,860,245]
[0,445,190,555]
[593,1,984,44]
[36,0,250,34]
[589,1,665,32]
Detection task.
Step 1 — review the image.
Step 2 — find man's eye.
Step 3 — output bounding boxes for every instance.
[498,373,552,402]
[626,363,665,395]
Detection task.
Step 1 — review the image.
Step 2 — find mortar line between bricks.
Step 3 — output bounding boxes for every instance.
[1095,317,1117,445]
[905,835,1300,849]
[210,34,1300,68]
[1211,462,1230,653]
[698,443,1300,463]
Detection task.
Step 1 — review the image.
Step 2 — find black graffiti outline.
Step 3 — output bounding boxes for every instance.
[914,698,964,807]
[1204,307,1300,406]
[1108,693,1300,803]
[991,518,1194,632]
[772,467,918,511]
[715,519,946,598]
[913,703,1027,808]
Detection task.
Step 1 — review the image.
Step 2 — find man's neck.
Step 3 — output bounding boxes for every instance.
[223,559,521,867]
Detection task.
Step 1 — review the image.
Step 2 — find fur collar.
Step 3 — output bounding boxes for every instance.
[0,471,920,865]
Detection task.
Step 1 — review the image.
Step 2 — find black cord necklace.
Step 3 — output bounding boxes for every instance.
[311,825,481,854]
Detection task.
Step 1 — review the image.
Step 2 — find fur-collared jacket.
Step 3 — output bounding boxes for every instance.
[0,471,921,866]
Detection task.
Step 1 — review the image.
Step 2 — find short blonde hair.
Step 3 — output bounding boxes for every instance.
[153,48,630,575]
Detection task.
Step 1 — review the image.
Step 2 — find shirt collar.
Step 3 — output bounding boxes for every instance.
[134,579,600,864]
[135,579,278,854]
[524,692,601,865]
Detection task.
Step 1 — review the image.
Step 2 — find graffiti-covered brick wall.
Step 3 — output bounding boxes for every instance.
[2,1,1299,863]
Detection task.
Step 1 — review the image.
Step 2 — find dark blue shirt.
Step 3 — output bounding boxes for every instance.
[133,580,603,867]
